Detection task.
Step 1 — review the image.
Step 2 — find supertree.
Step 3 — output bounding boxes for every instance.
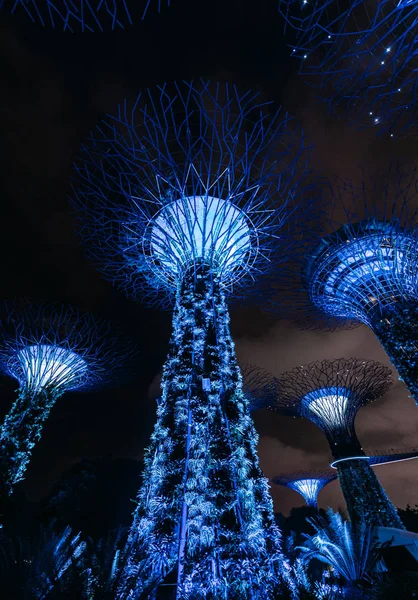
[2,0,168,32]
[71,80,317,599]
[272,470,337,509]
[272,450,418,509]
[270,164,418,406]
[271,358,405,528]
[0,300,133,502]
[278,0,418,136]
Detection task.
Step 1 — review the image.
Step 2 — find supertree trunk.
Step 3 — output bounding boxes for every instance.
[118,264,282,600]
[337,459,404,529]
[0,388,59,502]
[372,303,418,406]
[329,432,404,529]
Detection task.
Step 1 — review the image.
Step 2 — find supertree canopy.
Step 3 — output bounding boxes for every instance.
[0,300,133,501]
[278,0,418,136]
[271,165,418,406]
[2,0,168,31]
[306,218,418,405]
[71,80,315,599]
[271,358,405,528]
[272,470,337,508]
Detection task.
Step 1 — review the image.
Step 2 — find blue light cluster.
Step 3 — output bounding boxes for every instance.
[147,192,253,290]
[15,344,87,393]
[273,473,337,508]
[278,0,418,135]
[301,386,351,430]
[3,0,168,31]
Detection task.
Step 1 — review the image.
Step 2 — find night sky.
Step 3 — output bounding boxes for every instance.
[0,0,417,517]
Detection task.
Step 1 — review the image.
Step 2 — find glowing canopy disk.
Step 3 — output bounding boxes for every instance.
[149,195,252,287]
[16,345,88,393]
[305,387,350,430]
[308,222,418,325]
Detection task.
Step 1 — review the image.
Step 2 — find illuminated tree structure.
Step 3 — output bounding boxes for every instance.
[0,301,132,501]
[278,0,418,136]
[271,358,405,528]
[71,80,315,599]
[273,450,418,509]
[272,166,418,406]
[272,470,337,509]
[306,218,418,406]
[3,0,168,31]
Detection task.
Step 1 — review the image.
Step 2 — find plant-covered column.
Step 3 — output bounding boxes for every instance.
[120,264,282,599]
[372,302,418,403]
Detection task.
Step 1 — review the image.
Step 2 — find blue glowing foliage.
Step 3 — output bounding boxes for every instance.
[272,359,403,528]
[298,509,376,584]
[0,300,134,498]
[2,0,168,31]
[118,266,285,599]
[0,524,87,598]
[278,0,418,136]
[273,471,337,508]
[336,458,405,528]
[71,80,315,308]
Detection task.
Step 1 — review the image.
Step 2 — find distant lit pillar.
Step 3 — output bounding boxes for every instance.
[273,359,405,528]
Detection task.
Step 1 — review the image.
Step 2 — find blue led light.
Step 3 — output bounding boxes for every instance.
[273,471,337,507]
[302,386,351,429]
[5,0,168,31]
[307,222,418,325]
[15,344,87,393]
[330,456,369,469]
[287,478,331,506]
[273,359,403,527]
[278,0,418,135]
[147,194,253,289]
[306,218,418,406]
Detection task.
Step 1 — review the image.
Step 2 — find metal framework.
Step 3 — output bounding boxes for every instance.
[278,0,418,136]
[272,470,337,508]
[0,300,133,500]
[3,0,168,31]
[72,81,313,307]
[71,80,316,599]
[271,358,404,528]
